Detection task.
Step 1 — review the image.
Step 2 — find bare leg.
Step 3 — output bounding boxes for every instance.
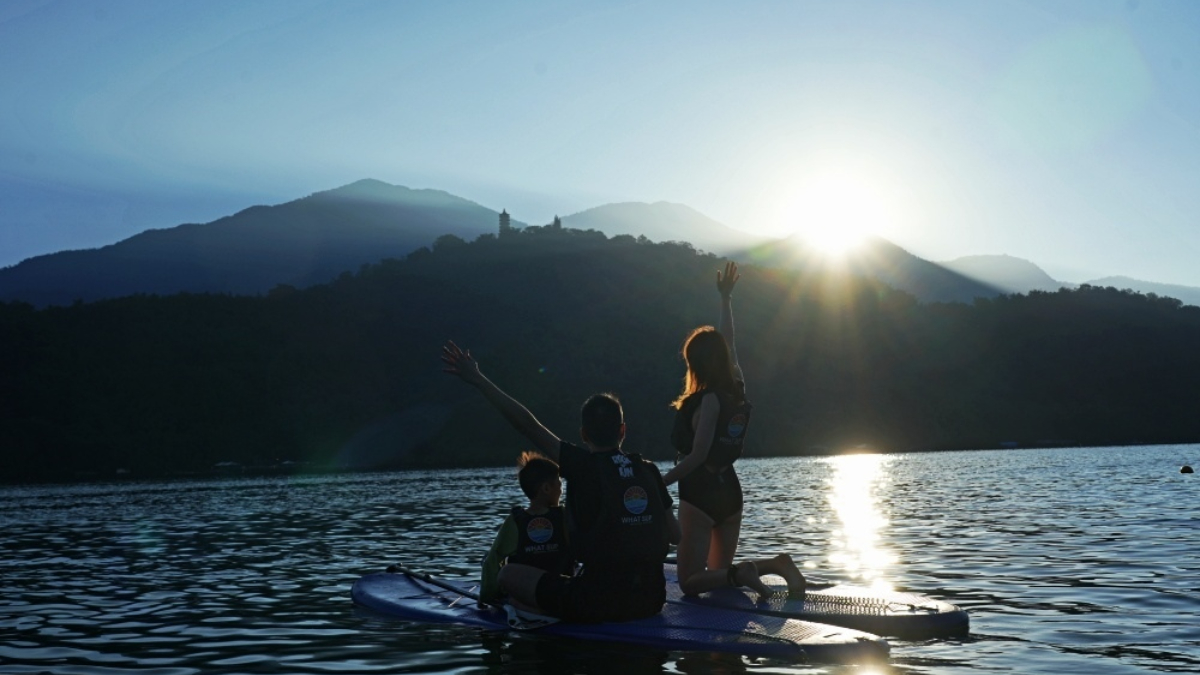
[730,560,773,600]
[675,500,723,595]
[752,553,807,598]
[676,502,772,600]
[711,511,775,599]
[497,563,549,613]
[708,511,742,570]
[708,509,804,597]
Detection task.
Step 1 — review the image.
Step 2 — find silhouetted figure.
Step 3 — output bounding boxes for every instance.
[480,452,571,606]
[442,341,681,622]
[662,261,806,601]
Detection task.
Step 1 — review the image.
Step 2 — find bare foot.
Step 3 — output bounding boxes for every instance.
[732,561,773,601]
[773,553,807,599]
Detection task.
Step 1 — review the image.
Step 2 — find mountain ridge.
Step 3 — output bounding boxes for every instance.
[5,226,1199,483]
[3,178,1199,308]
[561,201,767,254]
[0,179,507,305]
[939,254,1066,294]
[937,254,1200,308]
[741,235,1002,303]
[1083,275,1200,308]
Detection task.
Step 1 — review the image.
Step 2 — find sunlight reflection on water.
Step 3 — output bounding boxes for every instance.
[3,445,1199,674]
[820,454,897,591]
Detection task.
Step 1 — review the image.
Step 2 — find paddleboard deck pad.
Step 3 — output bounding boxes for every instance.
[353,569,889,664]
[664,563,968,640]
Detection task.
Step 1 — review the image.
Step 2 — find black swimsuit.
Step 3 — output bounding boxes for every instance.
[678,462,743,525]
[671,387,751,525]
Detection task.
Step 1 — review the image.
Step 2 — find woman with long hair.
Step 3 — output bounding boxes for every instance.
[662,262,806,599]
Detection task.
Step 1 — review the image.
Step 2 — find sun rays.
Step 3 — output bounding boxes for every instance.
[780,171,896,259]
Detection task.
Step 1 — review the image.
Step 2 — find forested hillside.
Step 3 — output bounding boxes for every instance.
[4,224,1199,483]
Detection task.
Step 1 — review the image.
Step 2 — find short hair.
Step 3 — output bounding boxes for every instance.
[517,451,560,500]
[580,393,624,447]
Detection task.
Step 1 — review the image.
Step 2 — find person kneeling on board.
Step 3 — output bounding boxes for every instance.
[479,452,573,606]
[443,340,681,623]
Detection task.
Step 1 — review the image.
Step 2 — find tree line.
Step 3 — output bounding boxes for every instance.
[3,224,1199,483]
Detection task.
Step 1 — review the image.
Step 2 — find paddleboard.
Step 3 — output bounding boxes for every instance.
[664,563,968,640]
[353,568,889,664]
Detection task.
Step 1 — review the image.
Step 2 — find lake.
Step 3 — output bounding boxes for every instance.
[2,444,1198,674]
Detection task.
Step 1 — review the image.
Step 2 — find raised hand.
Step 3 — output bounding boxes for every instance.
[441,340,484,386]
[716,261,740,299]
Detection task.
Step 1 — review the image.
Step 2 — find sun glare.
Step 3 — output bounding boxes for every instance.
[783,173,893,257]
[824,453,897,590]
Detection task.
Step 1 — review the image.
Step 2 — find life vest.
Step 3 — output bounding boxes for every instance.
[574,450,669,573]
[507,505,572,576]
[671,389,752,469]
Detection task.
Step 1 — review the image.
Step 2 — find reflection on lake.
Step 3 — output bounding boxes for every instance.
[2,444,1199,674]
[823,454,897,591]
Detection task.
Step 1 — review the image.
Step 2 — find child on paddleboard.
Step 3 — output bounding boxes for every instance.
[480,451,572,605]
[442,341,681,622]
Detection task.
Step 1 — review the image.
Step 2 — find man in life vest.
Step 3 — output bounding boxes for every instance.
[443,340,681,623]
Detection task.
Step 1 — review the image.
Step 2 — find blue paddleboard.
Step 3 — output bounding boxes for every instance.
[664,563,968,640]
[352,569,889,664]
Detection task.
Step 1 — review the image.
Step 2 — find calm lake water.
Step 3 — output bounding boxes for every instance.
[2,445,1198,675]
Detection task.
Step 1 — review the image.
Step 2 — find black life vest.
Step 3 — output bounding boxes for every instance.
[671,388,752,469]
[508,506,572,576]
[574,450,670,573]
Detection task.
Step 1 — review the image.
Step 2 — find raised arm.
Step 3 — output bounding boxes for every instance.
[716,261,744,383]
[441,340,561,460]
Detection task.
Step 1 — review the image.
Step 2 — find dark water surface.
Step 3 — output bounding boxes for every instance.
[3,445,1199,674]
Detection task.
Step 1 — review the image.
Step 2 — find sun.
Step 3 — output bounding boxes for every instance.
[782,173,893,257]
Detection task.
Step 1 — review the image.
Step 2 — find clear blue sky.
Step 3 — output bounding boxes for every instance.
[2,0,1198,285]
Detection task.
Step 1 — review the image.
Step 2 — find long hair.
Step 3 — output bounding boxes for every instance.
[672,326,739,409]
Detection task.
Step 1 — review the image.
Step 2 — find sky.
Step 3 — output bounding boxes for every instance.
[2,0,1199,285]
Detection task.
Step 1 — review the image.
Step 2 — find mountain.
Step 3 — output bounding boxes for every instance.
[939,254,1068,294]
[8,177,1194,310]
[0,179,509,306]
[741,235,1002,303]
[936,257,1200,308]
[934,255,1200,308]
[1083,276,1200,308]
[6,226,1200,483]
[0,183,765,308]
[561,201,766,254]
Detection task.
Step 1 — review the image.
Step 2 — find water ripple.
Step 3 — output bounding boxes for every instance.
[3,446,1199,674]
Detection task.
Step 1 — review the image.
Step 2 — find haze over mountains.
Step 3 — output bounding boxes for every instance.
[0,180,505,306]
[939,255,1065,294]
[937,255,1200,308]
[1079,276,1200,309]
[2,179,1196,308]
[562,201,767,255]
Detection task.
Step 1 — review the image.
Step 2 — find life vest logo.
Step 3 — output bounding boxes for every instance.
[612,452,635,478]
[526,517,554,544]
[623,486,648,515]
[727,413,748,438]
